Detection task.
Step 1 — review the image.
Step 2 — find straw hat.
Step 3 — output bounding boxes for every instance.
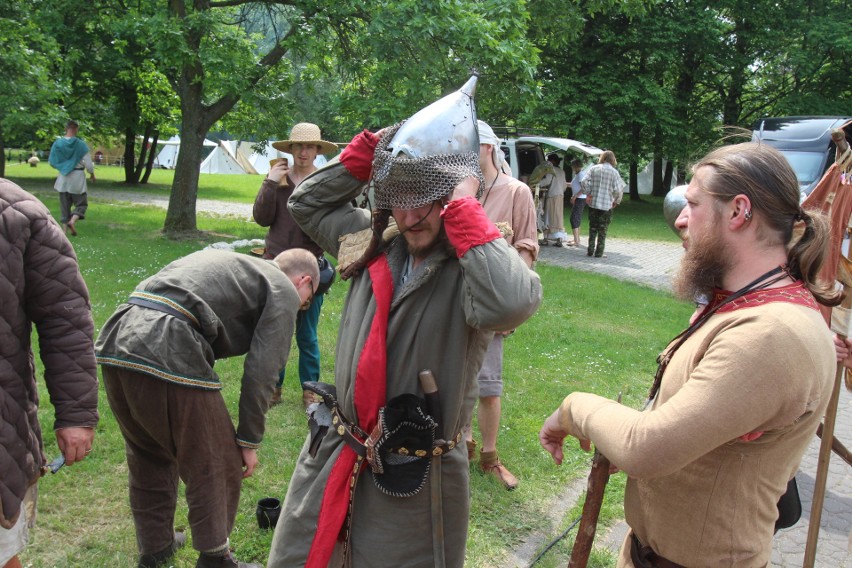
[272,123,338,155]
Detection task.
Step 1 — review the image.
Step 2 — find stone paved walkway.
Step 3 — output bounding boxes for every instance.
[537,239,852,568]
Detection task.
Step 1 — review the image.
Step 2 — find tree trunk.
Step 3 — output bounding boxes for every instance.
[629,121,642,201]
[133,124,152,183]
[141,128,159,184]
[652,156,665,197]
[651,125,666,197]
[629,160,639,201]
[124,126,138,183]
[165,126,204,233]
[663,160,674,191]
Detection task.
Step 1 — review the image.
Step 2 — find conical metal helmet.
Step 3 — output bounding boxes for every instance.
[373,75,484,210]
[388,75,479,159]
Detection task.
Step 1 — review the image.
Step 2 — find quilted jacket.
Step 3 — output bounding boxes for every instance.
[0,178,99,529]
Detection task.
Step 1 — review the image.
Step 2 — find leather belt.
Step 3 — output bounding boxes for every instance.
[330,407,461,459]
[127,296,200,331]
[630,533,686,568]
[73,167,85,171]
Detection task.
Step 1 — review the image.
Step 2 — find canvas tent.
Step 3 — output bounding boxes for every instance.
[157,136,329,174]
[155,135,218,169]
[636,159,677,195]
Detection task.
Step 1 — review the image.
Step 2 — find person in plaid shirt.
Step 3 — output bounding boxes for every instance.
[581,150,625,258]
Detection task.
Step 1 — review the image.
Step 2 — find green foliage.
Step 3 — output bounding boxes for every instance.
[521,0,851,186]
[0,2,65,155]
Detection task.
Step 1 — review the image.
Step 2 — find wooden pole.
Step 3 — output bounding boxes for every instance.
[802,363,845,567]
[568,393,620,568]
[567,449,611,568]
[803,279,852,566]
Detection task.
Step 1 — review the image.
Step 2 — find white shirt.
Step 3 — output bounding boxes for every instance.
[54,154,93,194]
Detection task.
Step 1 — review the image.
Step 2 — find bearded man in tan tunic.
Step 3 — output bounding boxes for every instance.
[540,143,840,567]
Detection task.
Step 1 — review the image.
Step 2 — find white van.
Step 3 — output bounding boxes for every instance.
[498,135,603,182]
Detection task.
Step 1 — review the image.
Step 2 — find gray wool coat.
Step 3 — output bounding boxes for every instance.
[268,159,542,567]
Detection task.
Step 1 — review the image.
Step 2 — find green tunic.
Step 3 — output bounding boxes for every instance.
[95,249,300,447]
[268,159,543,567]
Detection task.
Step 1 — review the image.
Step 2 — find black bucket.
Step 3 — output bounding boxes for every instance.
[256,497,282,529]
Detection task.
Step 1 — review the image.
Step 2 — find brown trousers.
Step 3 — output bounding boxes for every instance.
[103,367,243,554]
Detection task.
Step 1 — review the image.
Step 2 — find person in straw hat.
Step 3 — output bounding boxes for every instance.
[253,123,338,407]
[267,76,541,567]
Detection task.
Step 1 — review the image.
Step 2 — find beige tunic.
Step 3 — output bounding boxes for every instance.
[559,290,834,567]
[480,176,539,261]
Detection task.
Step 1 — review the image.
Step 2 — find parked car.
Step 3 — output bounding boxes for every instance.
[751,116,852,200]
[492,130,603,182]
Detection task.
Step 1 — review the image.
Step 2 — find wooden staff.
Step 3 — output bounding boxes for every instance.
[803,256,852,567]
[816,422,852,468]
[568,393,620,568]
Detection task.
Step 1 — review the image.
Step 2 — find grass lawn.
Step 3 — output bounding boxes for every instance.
[6,167,693,567]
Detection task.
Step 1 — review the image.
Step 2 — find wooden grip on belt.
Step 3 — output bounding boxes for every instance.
[418,370,443,440]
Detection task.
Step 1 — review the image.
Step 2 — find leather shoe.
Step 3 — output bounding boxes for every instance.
[138,532,186,568]
[270,387,282,406]
[479,451,519,490]
[196,549,261,568]
[466,439,477,461]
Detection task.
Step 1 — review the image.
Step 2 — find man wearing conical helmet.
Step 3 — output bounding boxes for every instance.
[267,77,542,567]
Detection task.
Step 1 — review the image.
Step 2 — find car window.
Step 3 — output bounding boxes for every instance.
[777,150,825,185]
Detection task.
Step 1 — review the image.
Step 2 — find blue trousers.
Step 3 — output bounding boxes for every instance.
[277,292,324,387]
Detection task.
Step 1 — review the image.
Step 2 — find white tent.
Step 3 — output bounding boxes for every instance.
[199,141,246,174]
[637,159,677,195]
[155,135,217,169]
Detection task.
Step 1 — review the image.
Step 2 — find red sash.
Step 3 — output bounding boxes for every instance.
[704,281,819,314]
[306,254,392,567]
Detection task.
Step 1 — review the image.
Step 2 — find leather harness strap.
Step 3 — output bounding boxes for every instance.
[330,407,462,462]
[630,533,687,568]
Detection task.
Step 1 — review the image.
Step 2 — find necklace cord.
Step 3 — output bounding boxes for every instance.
[646,264,789,405]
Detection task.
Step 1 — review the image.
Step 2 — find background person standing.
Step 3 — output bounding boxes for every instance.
[581,150,624,258]
[464,119,539,490]
[253,122,338,407]
[48,120,95,236]
[539,153,569,247]
[568,158,588,247]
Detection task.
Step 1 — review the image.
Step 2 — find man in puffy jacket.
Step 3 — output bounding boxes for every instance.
[0,178,99,568]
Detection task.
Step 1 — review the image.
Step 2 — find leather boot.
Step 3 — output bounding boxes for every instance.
[479,450,519,490]
[138,532,186,568]
[195,549,261,568]
[466,439,477,462]
[270,387,282,406]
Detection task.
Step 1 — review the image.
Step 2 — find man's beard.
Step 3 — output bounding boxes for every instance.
[672,222,732,302]
[406,226,450,259]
